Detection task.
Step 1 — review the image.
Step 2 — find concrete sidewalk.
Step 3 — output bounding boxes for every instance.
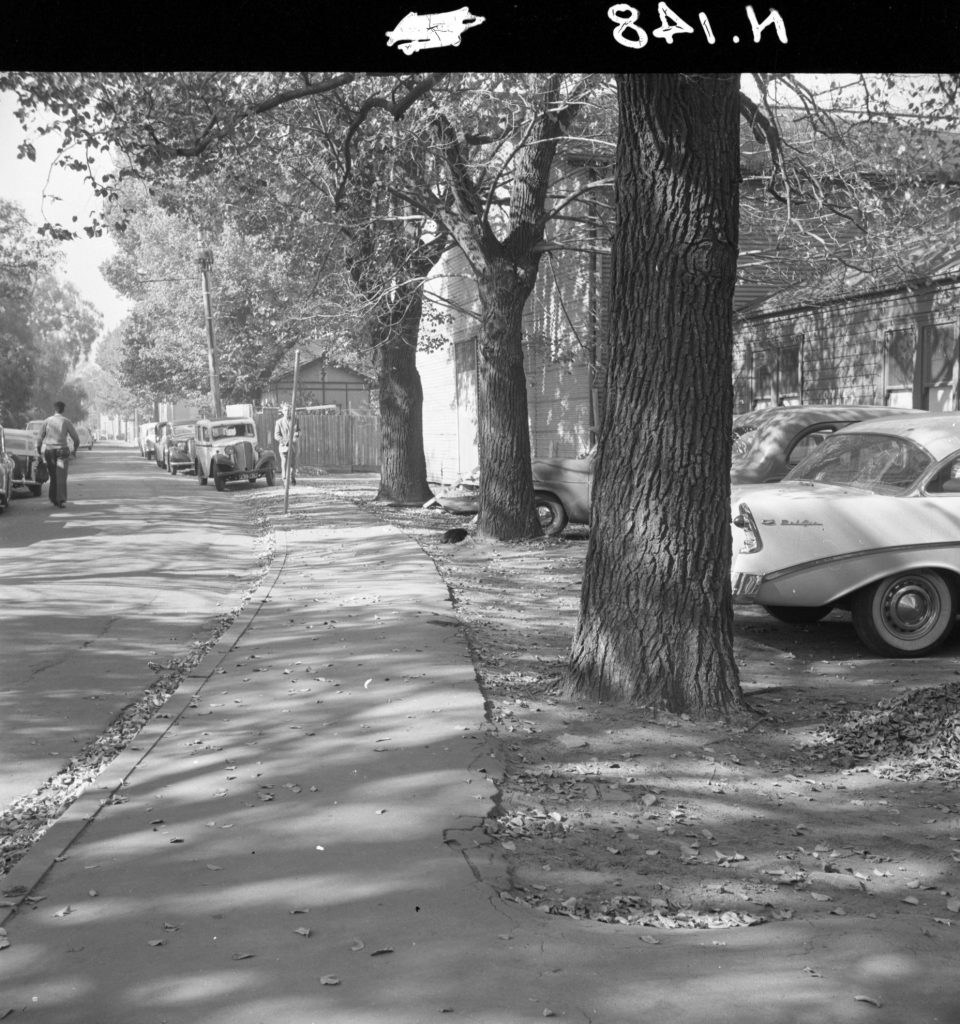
[2,492,959,1024]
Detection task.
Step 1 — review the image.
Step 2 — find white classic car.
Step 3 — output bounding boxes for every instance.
[731,412,960,657]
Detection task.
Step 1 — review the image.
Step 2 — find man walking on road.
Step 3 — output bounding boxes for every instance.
[274,402,300,485]
[36,401,81,508]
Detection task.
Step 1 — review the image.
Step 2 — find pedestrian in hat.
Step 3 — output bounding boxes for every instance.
[274,402,300,485]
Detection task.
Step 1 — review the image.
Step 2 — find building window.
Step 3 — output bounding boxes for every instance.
[920,322,959,411]
[454,338,477,402]
[751,337,803,408]
[883,327,915,407]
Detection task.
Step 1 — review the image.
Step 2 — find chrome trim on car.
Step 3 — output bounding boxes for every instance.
[762,540,960,584]
[731,572,763,597]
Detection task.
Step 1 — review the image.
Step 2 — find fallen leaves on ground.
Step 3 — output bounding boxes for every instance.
[356,494,960,930]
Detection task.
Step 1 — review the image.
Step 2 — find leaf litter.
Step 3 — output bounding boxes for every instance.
[7,487,959,938]
[353,494,960,931]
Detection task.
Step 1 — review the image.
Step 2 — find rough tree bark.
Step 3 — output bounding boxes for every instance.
[566,74,745,716]
[374,286,433,504]
[474,257,542,539]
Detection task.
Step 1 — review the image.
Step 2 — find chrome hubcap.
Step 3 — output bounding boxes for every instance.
[883,579,938,636]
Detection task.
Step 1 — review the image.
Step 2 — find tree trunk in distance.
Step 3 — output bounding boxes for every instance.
[566,74,745,717]
[475,257,542,540]
[375,292,433,504]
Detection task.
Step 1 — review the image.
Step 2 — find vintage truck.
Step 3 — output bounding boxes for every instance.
[193,416,277,491]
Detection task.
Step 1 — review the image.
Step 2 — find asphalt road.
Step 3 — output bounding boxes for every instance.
[0,443,266,815]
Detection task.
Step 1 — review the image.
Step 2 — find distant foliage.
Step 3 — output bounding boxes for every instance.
[0,198,100,424]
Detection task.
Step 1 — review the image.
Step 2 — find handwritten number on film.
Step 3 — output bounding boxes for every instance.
[608,3,788,48]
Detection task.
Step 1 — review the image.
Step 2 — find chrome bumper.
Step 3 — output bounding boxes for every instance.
[731,571,763,599]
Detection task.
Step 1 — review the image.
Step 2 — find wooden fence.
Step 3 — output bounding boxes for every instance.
[254,410,380,473]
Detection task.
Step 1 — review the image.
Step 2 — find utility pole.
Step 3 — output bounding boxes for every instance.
[283,349,301,515]
[197,232,222,418]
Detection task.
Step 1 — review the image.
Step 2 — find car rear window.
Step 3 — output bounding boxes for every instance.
[785,432,934,492]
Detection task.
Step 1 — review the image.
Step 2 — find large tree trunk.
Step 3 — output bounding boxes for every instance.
[349,226,440,506]
[475,258,542,539]
[375,290,433,504]
[566,74,745,716]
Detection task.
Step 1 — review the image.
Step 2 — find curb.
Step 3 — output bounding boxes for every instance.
[0,525,289,923]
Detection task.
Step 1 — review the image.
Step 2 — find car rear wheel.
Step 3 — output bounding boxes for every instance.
[535,493,568,537]
[27,484,41,497]
[762,604,835,624]
[852,569,958,657]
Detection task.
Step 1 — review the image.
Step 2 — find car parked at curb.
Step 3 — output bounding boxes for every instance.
[3,427,46,497]
[155,420,193,470]
[434,453,594,536]
[138,421,159,458]
[532,406,929,537]
[0,427,15,511]
[76,425,95,450]
[731,404,926,488]
[529,451,594,535]
[433,406,930,539]
[731,412,960,657]
[193,416,277,490]
[161,422,195,475]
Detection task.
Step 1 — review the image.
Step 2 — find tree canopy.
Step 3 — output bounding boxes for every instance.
[0,197,101,425]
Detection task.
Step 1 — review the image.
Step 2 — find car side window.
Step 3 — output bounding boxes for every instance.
[927,457,960,494]
[786,427,836,467]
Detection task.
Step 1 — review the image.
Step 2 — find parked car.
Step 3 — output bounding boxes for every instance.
[0,427,15,511]
[530,451,594,535]
[532,405,928,536]
[731,404,925,487]
[193,416,277,490]
[162,423,195,475]
[138,421,159,458]
[76,425,95,450]
[154,420,193,470]
[434,453,594,536]
[3,427,46,497]
[731,412,960,657]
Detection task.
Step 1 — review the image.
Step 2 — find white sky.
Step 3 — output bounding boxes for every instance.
[0,91,130,334]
